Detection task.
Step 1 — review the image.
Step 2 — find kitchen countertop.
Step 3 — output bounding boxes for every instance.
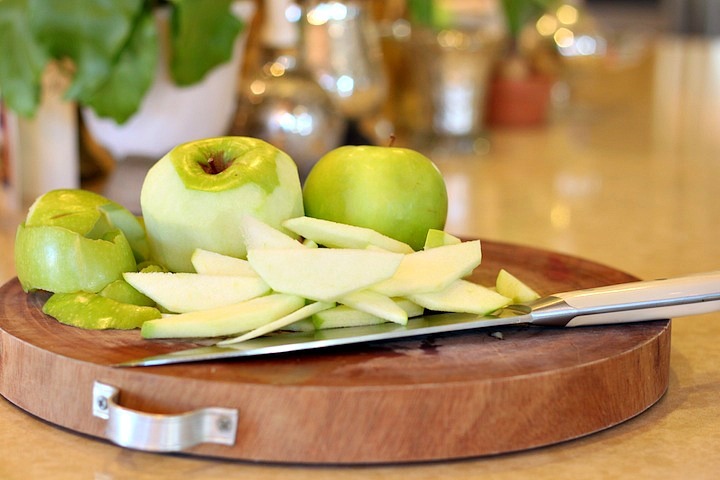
[1,35,719,479]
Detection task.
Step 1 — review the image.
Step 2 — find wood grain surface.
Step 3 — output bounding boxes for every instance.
[0,240,671,464]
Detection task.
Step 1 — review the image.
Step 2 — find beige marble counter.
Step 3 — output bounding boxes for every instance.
[1,36,719,479]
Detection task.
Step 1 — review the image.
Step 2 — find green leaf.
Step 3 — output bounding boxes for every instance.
[0,0,48,117]
[500,0,553,39]
[81,11,158,123]
[168,0,244,86]
[27,0,145,103]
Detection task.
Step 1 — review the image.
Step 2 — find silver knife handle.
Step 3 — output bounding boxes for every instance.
[555,271,720,327]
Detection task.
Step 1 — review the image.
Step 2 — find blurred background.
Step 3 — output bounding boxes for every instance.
[0,0,714,212]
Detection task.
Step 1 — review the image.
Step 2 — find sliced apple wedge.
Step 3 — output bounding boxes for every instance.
[191,248,257,276]
[423,229,461,249]
[338,289,410,325]
[141,293,306,339]
[247,248,404,302]
[313,298,424,330]
[217,301,335,345]
[123,271,271,313]
[283,216,413,253]
[496,268,541,303]
[409,279,511,315]
[371,240,482,297]
[239,215,305,251]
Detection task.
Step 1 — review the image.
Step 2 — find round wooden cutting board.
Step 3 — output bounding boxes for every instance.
[0,240,670,464]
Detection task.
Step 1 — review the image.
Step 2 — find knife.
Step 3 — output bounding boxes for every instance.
[115,271,720,367]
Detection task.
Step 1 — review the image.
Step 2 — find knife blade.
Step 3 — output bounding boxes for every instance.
[115,271,720,367]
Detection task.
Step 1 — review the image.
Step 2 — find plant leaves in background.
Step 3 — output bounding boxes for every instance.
[500,0,553,40]
[81,9,159,124]
[28,0,146,105]
[168,0,244,86]
[0,0,49,117]
[0,0,245,123]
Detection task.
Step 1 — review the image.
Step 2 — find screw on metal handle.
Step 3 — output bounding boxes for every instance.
[92,381,238,452]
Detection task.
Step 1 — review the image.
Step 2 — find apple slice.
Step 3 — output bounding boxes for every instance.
[409,279,511,315]
[371,240,482,297]
[283,216,414,253]
[141,293,305,339]
[312,298,424,330]
[239,215,305,251]
[123,271,271,313]
[496,269,541,303]
[43,292,161,330]
[338,289,409,325]
[191,248,256,276]
[423,229,461,249]
[247,248,403,302]
[217,301,335,345]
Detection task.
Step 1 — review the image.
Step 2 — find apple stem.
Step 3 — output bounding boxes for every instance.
[203,154,228,175]
[388,135,396,147]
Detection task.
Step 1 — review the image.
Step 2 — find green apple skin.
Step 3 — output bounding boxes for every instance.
[140,136,304,272]
[99,279,156,307]
[14,225,137,293]
[24,189,149,263]
[42,291,162,330]
[303,145,448,251]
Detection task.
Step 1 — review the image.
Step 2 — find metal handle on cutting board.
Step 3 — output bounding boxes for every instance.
[92,381,238,452]
[556,271,720,327]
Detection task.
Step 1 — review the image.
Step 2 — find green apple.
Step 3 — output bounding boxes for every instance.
[42,291,162,330]
[140,136,304,272]
[302,145,448,251]
[14,189,146,293]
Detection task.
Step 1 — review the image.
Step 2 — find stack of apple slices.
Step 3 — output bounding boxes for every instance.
[126,216,538,344]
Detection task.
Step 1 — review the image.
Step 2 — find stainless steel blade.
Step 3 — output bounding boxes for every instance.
[114,310,530,367]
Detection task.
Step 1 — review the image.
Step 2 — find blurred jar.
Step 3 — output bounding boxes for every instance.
[381,1,504,154]
[303,0,388,121]
[233,0,345,179]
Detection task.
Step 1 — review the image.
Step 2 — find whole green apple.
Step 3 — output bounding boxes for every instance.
[14,189,142,293]
[302,145,448,251]
[140,136,304,272]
